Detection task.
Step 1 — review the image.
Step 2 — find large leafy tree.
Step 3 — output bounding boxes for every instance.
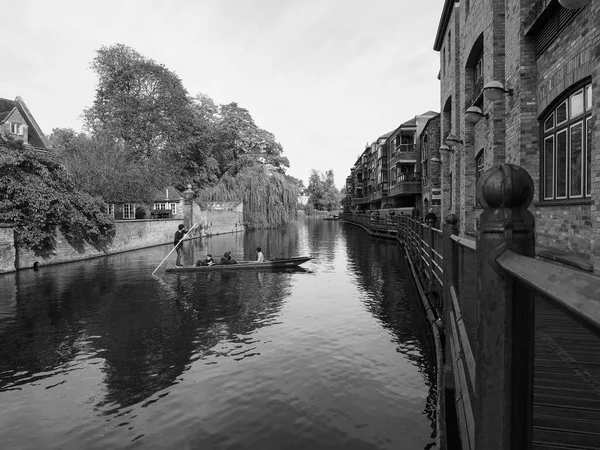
[0,135,115,256]
[211,102,289,176]
[307,169,339,211]
[83,43,192,161]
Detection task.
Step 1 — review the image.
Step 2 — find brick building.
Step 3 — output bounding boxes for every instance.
[434,0,599,272]
[419,114,442,218]
[0,96,50,150]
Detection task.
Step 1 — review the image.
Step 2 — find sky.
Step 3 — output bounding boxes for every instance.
[2,0,442,189]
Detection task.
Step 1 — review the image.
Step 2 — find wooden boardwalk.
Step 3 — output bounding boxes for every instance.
[533,297,600,450]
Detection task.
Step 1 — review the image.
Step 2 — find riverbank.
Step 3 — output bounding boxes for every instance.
[0,211,245,274]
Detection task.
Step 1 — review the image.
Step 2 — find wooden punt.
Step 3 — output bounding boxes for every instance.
[165,256,314,273]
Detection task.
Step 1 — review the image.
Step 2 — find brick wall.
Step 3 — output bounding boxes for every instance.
[440,5,462,224]
[529,2,599,266]
[0,109,28,143]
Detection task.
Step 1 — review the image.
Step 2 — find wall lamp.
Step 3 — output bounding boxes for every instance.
[483,81,513,101]
[445,134,463,147]
[465,106,489,123]
[558,0,591,8]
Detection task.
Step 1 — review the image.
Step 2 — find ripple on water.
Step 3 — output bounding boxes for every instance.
[0,221,436,449]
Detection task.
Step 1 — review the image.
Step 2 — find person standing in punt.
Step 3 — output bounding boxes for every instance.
[173,224,187,266]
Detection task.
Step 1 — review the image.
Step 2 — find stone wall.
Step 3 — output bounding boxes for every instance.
[0,224,16,273]
[205,210,244,236]
[12,219,182,271]
[0,202,246,273]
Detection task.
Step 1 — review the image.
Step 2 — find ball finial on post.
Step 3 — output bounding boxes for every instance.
[477,164,534,209]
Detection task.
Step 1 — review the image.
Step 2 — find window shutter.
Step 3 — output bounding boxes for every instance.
[21,124,28,141]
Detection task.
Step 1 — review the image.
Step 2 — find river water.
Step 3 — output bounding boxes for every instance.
[0,219,436,450]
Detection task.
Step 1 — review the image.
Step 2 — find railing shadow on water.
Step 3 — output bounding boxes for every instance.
[341,163,600,450]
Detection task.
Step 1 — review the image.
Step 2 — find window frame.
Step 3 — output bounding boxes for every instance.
[540,82,592,203]
[10,123,22,135]
[123,203,136,219]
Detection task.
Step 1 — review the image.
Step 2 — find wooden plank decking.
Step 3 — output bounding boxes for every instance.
[533,297,600,450]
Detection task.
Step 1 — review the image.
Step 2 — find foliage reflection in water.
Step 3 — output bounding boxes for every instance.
[0,218,436,449]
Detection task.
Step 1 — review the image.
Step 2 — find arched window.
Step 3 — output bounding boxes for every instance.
[541,83,592,201]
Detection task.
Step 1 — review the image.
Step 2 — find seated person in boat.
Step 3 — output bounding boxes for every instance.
[195,254,215,266]
[256,247,265,263]
[220,251,238,265]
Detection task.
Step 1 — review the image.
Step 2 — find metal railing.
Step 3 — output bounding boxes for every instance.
[340,161,600,450]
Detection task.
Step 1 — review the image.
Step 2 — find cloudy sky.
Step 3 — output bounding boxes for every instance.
[2,0,442,188]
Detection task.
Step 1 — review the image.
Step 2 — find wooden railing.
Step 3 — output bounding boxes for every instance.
[340,163,600,450]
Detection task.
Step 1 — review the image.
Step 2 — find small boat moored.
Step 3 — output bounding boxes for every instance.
[165,256,314,273]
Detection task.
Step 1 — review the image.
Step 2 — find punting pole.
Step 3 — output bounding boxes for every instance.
[152,223,197,275]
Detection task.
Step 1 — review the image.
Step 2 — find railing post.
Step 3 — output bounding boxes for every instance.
[475,164,535,450]
[442,214,458,312]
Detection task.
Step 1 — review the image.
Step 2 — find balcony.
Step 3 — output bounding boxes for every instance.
[390,145,418,165]
[388,172,422,197]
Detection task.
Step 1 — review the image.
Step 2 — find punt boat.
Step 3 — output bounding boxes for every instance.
[165,256,314,273]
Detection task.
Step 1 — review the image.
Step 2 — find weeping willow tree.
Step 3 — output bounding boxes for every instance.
[196,165,298,229]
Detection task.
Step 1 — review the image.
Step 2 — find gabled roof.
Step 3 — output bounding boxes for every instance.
[152,186,182,201]
[401,117,417,127]
[0,96,50,149]
[0,107,17,124]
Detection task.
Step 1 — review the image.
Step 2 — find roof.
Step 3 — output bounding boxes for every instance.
[0,107,17,124]
[433,0,456,51]
[379,129,395,140]
[401,117,417,127]
[152,186,182,201]
[0,97,50,149]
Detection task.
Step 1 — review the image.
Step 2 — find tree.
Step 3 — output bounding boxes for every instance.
[196,165,298,229]
[83,44,192,161]
[307,169,339,211]
[49,128,173,203]
[285,174,305,190]
[0,135,115,256]
[211,102,289,176]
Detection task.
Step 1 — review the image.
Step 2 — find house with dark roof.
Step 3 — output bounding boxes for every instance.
[105,186,184,220]
[0,96,50,150]
[150,187,183,219]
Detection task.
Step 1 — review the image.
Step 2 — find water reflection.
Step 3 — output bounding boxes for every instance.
[342,224,438,447]
[0,219,436,450]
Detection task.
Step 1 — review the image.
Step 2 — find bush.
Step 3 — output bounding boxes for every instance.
[0,136,116,256]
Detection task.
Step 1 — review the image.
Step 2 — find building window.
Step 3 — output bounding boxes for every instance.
[542,83,592,201]
[474,54,483,94]
[170,203,177,215]
[123,203,136,219]
[10,123,23,135]
[155,202,166,210]
[108,204,115,218]
[475,150,485,186]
